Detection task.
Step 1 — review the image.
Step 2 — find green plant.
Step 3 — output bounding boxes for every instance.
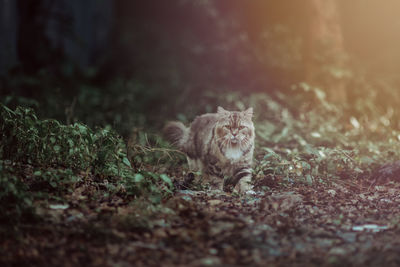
[0,104,130,173]
[31,168,81,196]
[0,104,176,230]
[0,162,35,227]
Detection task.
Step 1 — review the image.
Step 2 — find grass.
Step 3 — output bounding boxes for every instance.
[2,73,400,235]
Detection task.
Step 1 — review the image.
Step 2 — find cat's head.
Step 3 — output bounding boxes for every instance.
[214,106,255,157]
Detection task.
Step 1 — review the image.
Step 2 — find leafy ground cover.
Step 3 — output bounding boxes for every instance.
[2,81,400,266]
[2,178,400,266]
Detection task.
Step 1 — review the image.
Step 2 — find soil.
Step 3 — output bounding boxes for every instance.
[2,179,400,266]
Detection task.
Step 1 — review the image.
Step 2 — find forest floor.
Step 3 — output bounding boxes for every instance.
[3,174,400,267]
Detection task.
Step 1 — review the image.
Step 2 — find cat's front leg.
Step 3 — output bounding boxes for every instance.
[223,165,253,193]
[237,174,254,194]
[204,162,224,190]
[203,173,224,190]
[187,157,203,172]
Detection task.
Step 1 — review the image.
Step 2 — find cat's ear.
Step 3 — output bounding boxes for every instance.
[243,107,253,118]
[217,106,228,114]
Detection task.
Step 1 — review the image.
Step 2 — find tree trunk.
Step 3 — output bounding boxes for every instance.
[304,0,347,102]
[45,0,113,68]
[0,0,18,75]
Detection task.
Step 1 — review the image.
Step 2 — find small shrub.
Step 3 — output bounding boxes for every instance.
[0,104,175,229]
[0,162,35,227]
[0,104,130,174]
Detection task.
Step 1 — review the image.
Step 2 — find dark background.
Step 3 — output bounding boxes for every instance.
[2,0,400,135]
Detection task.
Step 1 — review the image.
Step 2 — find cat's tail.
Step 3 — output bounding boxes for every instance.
[163,121,189,149]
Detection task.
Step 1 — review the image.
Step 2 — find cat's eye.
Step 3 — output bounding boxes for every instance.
[239,126,245,130]
[223,125,231,129]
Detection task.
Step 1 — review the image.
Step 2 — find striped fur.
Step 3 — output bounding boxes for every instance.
[164,106,255,193]
[163,121,189,149]
[223,166,252,193]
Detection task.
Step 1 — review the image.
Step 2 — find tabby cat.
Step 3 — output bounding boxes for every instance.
[164,107,255,193]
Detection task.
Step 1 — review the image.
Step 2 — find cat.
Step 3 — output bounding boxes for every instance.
[164,106,255,193]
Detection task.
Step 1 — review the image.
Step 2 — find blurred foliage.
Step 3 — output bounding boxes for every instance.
[3,68,400,191]
[213,83,400,188]
[0,104,125,171]
[0,162,36,227]
[0,105,176,230]
[3,67,400,233]
[3,0,400,237]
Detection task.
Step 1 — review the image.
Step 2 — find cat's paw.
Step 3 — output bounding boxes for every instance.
[237,179,253,194]
[245,189,257,195]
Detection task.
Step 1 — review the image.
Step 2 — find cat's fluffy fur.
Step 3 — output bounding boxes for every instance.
[164,106,255,193]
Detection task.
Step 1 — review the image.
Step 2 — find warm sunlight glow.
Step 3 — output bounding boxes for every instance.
[2,1,400,266]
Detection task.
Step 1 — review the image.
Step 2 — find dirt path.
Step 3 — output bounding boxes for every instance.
[2,181,400,266]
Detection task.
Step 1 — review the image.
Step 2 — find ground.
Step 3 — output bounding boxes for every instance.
[2,176,400,267]
[2,97,400,266]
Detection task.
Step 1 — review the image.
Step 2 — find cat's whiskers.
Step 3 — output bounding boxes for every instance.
[220,138,230,150]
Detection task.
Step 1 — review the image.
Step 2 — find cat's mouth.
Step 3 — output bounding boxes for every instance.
[230,138,239,145]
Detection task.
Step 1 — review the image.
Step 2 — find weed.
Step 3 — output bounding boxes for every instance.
[0,105,175,229]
